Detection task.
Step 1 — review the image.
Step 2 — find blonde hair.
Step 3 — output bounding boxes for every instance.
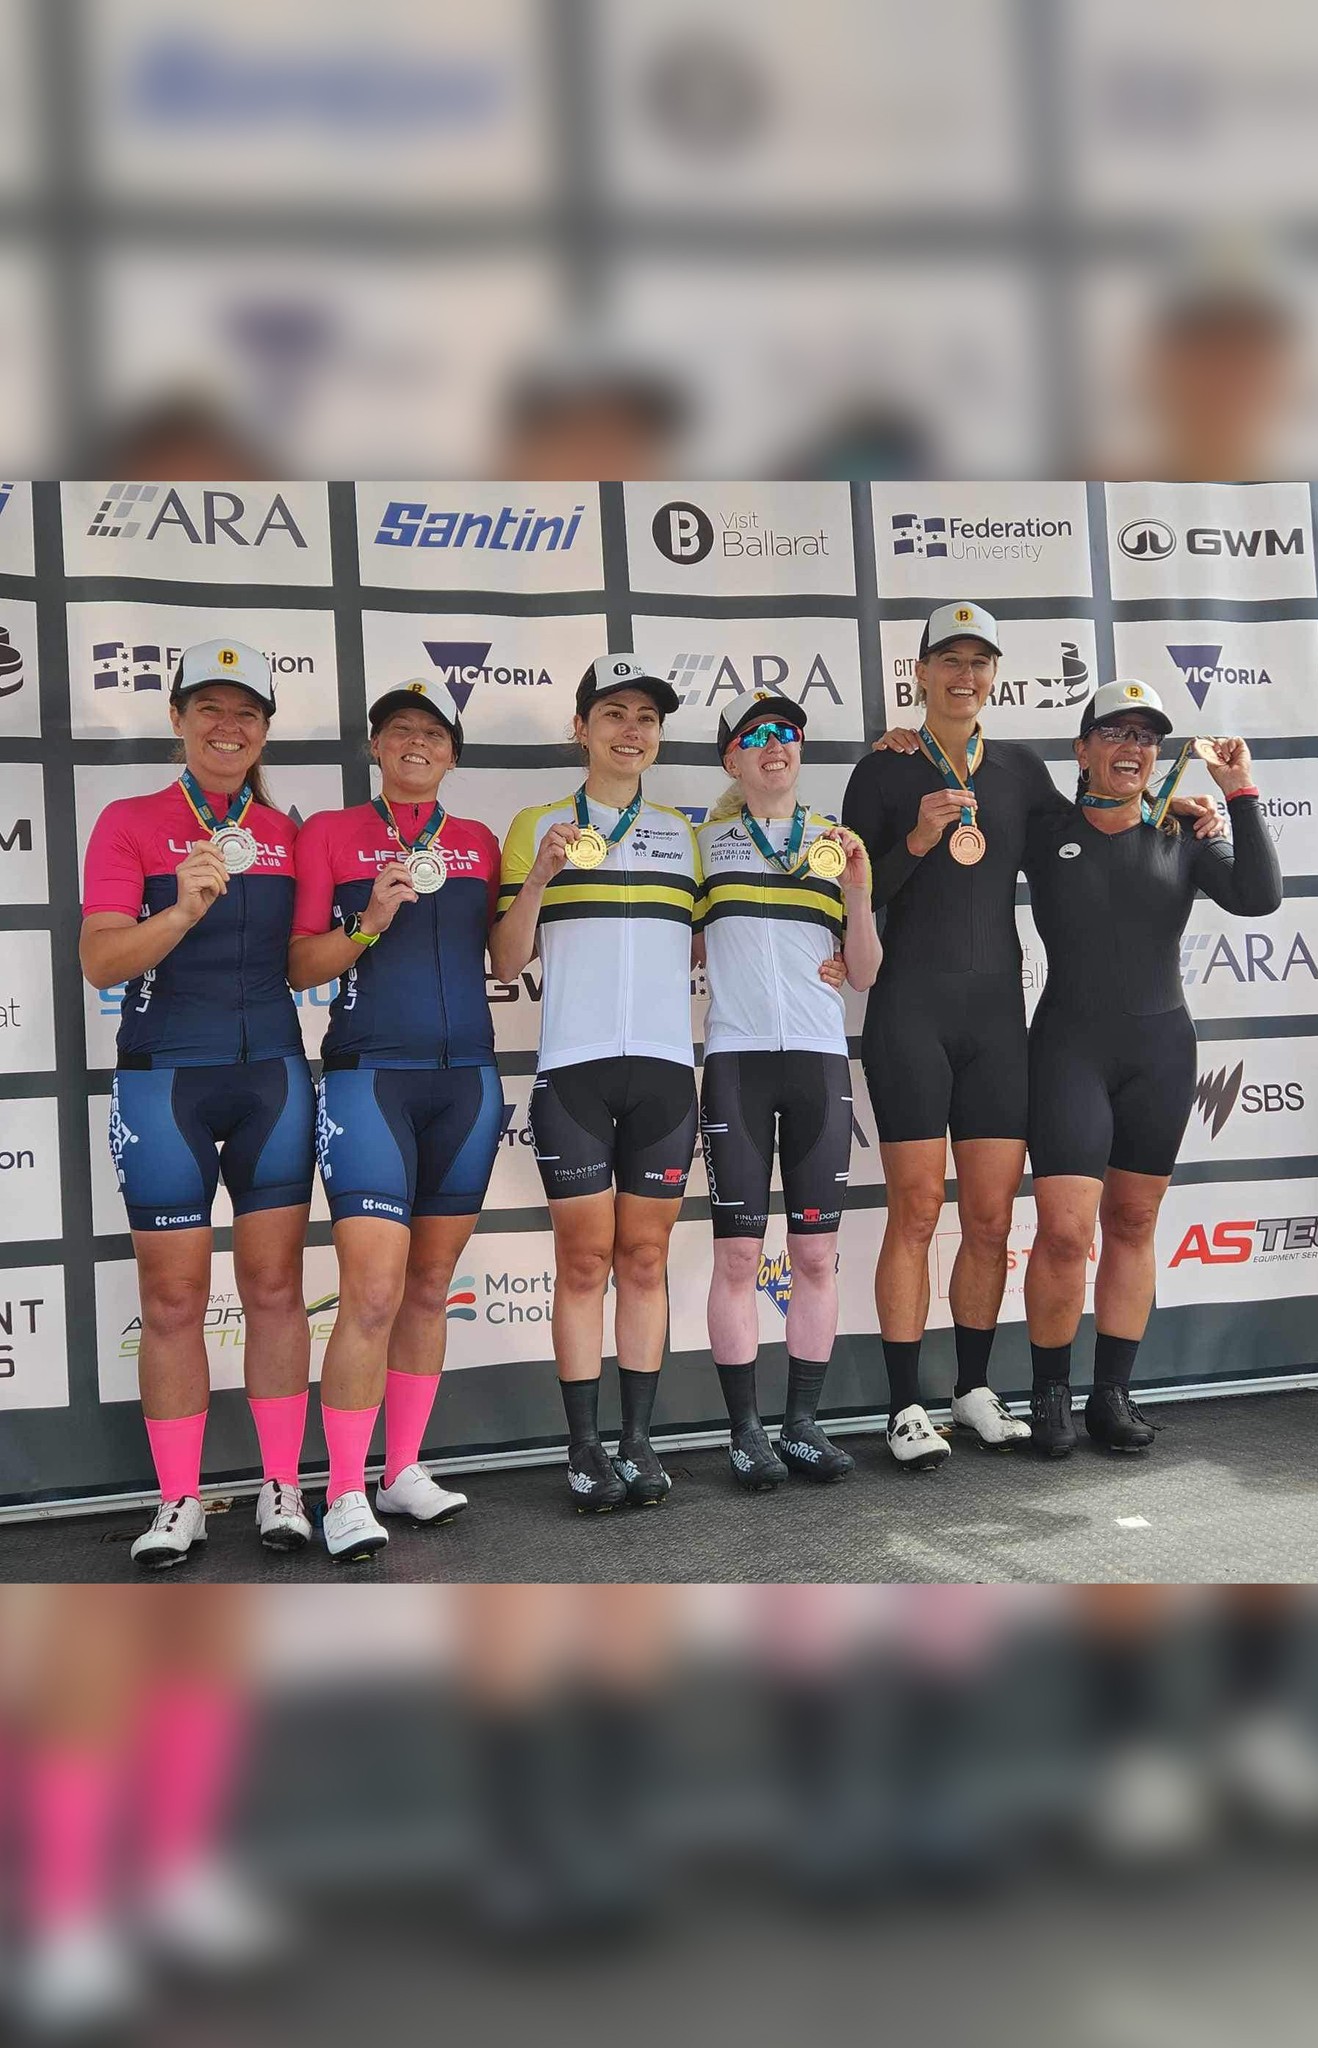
[708,778,745,822]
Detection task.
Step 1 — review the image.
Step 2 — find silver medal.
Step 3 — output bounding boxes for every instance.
[406,847,447,894]
[212,824,259,874]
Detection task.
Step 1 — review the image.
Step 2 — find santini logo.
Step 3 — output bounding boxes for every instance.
[375,502,584,551]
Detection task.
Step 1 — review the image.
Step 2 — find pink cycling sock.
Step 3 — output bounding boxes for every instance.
[143,1410,207,1501]
[382,1370,441,1487]
[137,1679,244,1886]
[321,1402,380,1505]
[247,1391,308,1485]
[26,1747,121,1931]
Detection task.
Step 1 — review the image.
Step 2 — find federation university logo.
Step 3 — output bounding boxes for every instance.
[756,1249,793,1317]
[892,513,947,558]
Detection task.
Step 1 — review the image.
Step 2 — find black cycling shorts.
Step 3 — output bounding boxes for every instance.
[700,1050,853,1239]
[1028,1000,1197,1182]
[529,1057,698,1202]
[861,970,1027,1145]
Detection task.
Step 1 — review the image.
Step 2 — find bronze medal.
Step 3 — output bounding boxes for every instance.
[565,825,609,870]
[948,824,986,867]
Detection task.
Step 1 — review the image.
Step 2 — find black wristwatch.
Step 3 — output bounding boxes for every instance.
[344,913,379,948]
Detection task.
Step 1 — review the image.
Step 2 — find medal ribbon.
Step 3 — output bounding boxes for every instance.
[1080,741,1197,828]
[919,724,984,831]
[178,769,254,837]
[574,784,643,853]
[740,803,808,875]
[373,794,446,852]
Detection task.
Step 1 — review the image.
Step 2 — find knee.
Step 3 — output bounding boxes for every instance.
[957,1202,1014,1259]
[1033,1216,1094,1267]
[236,1264,305,1318]
[613,1237,670,1292]
[888,1187,943,1248]
[340,1273,406,1336]
[1100,1197,1162,1250]
[141,1275,211,1338]
[785,1236,836,1284]
[556,1243,613,1297]
[714,1239,762,1290]
[401,1264,457,1321]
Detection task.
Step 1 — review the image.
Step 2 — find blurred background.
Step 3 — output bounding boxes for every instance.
[4,0,1318,480]
[3,1584,1318,2040]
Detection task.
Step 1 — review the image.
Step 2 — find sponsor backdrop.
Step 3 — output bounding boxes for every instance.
[0,479,1315,1515]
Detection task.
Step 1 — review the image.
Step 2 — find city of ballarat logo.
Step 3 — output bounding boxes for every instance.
[87,485,308,547]
[1167,644,1274,713]
[422,640,554,712]
[756,1248,793,1318]
[0,628,21,698]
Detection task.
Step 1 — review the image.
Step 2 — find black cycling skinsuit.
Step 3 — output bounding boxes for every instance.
[1022,795,1282,1180]
[841,739,1065,1143]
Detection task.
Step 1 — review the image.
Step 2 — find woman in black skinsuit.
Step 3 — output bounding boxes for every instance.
[1021,679,1281,1456]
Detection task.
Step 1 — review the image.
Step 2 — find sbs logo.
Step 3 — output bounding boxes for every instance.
[1117,520,1176,561]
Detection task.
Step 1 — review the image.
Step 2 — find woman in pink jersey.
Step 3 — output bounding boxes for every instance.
[79,640,315,1570]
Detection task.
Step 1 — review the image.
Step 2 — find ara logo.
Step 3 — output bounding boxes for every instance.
[446,1275,477,1322]
[1118,519,1176,561]
[87,485,308,548]
[666,651,842,710]
[422,640,554,711]
[756,1248,793,1318]
[1180,930,1318,987]
[1166,644,1273,712]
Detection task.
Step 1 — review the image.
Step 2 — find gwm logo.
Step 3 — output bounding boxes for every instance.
[446,1276,477,1322]
[756,1249,793,1318]
[1117,520,1175,560]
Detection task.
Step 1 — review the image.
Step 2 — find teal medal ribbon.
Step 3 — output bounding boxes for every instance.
[178,769,254,835]
[574,783,643,851]
[918,723,984,831]
[1081,740,1197,828]
[740,803,808,874]
[373,793,447,851]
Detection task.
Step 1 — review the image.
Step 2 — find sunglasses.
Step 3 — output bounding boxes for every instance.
[735,721,802,750]
[1089,722,1161,746]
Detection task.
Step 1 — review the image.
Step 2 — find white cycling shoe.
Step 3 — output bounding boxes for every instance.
[322,1489,388,1563]
[140,1858,293,1974]
[256,1479,311,1551]
[886,1403,951,1472]
[20,1921,143,2034]
[950,1385,1032,1447]
[131,1496,207,1571]
[375,1462,469,1525]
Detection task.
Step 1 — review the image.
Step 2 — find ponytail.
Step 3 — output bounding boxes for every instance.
[707,778,744,822]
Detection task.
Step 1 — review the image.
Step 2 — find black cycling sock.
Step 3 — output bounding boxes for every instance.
[882,1339,921,1416]
[617,1366,659,1445]
[1030,1342,1072,1385]
[783,1356,829,1428]
[1093,1333,1140,1389]
[560,1377,601,1449]
[953,1322,996,1398]
[716,1361,760,1430]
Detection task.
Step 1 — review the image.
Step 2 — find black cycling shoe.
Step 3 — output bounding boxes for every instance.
[567,1439,628,1513]
[729,1421,789,1492]
[612,1435,673,1507]
[1030,1379,1077,1459]
[1085,1384,1156,1452]
[776,1418,854,1483]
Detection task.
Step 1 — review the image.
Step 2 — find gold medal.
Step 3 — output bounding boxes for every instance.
[948,824,986,866]
[806,835,848,881]
[565,825,609,870]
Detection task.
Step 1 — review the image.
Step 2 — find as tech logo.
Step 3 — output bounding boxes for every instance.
[422,640,554,712]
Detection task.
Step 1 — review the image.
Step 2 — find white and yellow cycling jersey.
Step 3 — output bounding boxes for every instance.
[697,811,848,1057]
[497,794,701,1071]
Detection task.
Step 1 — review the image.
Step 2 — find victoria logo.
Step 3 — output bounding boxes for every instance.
[1166,643,1273,713]
[422,640,554,711]
[1118,519,1176,561]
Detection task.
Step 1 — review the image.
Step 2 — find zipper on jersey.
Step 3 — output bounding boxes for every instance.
[237,874,249,1060]
[433,889,450,1067]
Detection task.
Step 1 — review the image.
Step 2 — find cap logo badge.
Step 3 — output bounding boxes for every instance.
[408,682,427,695]
[1123,684,1144,700]
[216,647,238,667]
[954,607,973,623]
[610,658,638,679]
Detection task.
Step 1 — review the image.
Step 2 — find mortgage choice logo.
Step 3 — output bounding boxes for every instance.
[442,1233,618,1367]
[1157,1180,1318,1307]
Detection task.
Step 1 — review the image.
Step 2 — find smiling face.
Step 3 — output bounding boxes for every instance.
[722,724,802,811]
[170,684,269,789]
[1076,716,1163,800]
[371,709,455,797]
[573,687,663,782]
[914,637,998,723]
